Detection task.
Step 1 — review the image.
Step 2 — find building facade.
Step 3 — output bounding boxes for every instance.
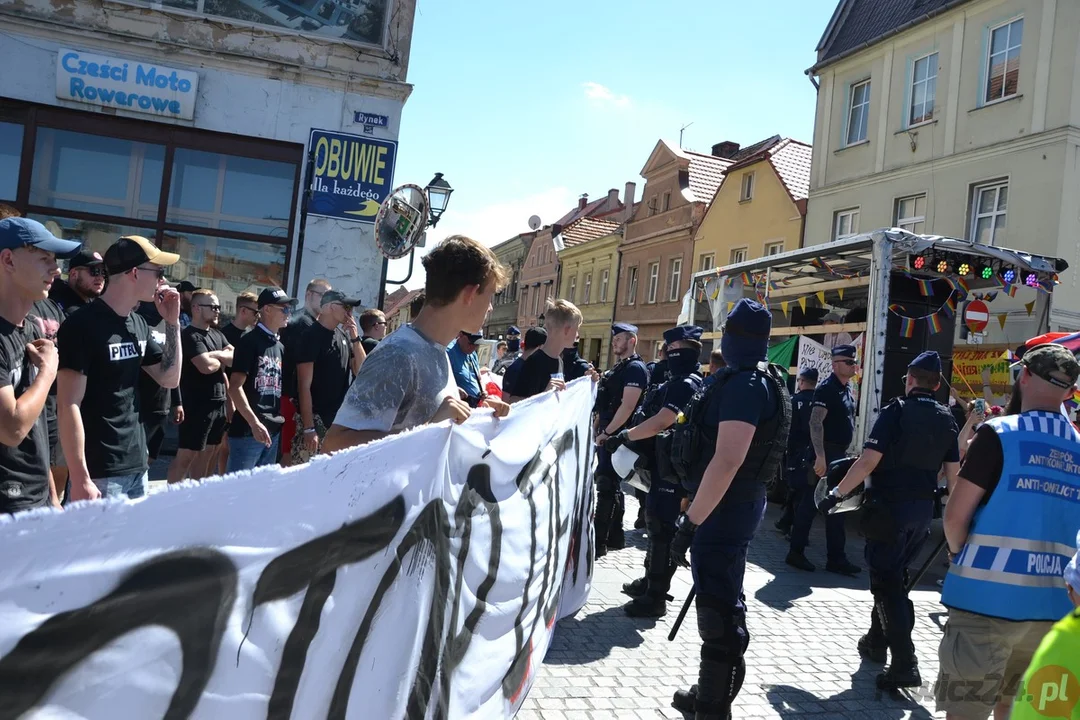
[807,0,1080,330]
[0,0,416,315]
[558,221,622,370]
[693,137,812,272]
[384,287,422,334]
[484,231,535,339]
[615,140,736,356]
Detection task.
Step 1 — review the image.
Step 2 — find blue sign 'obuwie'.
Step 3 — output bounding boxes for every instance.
[307,129,397,224]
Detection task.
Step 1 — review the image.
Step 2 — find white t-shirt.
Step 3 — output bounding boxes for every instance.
[334,324,457,434]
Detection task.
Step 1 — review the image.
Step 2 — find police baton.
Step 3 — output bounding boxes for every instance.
[668,585,696,641]
[905,537,948,594]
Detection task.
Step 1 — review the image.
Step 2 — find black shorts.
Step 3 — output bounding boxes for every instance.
[178,404,227,451]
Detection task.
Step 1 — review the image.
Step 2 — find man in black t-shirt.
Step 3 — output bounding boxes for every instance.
[168,289,233,484]
[227,287,294,472]
[58,235,182,502]
[217,291,258,475]
[294,290,364,463]
[279,278,330,465]
[48,246,105,316]
[508,300,584,401]
[502,327,546,397]
[358,308,386,355]
[0,218,80,513]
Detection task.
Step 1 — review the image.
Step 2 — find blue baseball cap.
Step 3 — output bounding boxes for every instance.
[831,344,857,359]
[663,324,703,345]
[0,218,82,259]
[612,322,638,336]
[908,351,942,374]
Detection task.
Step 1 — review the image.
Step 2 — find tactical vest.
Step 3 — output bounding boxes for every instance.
[671,364,791,503]
[653,373,703,485]
[630,372,700,463]
[941,411,1079,622]
[871,393,956,499]
[595,354,647,421]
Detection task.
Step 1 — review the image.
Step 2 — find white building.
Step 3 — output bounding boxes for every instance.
[806,0,1080,332]
[0,0,416,313]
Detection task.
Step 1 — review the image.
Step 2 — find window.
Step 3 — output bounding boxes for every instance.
[626,266,638,304]
[647,262,659,303]
[846,79,871,145]
[532,285,541,315]
[765,241,784,256]
[600,269,609,302]
[909,53,938,125]
[583,273,592,304]
[985,18,1023,104]
[834,208,860,240]
[730,247,748,265]
[895,194,927,234]
[971,181,1008,245]
[698,253,715,272]
[0,121,23,202]
[667,257,682,302]
[662,191,671,211]
[567,275,577,303]
[520,286,527,311]
[740,173,755,201]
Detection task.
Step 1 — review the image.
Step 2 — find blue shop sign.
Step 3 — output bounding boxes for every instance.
[307,129,397,224]
[55,48,199,120]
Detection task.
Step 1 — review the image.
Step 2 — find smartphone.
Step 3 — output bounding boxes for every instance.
[974,398,987,415]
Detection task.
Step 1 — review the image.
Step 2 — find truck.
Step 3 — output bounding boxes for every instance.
[684,228,1069,497]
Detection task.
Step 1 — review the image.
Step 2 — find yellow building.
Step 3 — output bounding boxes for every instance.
[693,137,812,271]
[557,218,623,370]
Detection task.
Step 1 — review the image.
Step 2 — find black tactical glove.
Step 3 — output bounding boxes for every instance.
[816,493,840,515]
[670,514,698,567]
[604,429,630,453]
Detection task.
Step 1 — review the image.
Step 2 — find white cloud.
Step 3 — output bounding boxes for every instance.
[386,187,578,290]
[582,81,631,109]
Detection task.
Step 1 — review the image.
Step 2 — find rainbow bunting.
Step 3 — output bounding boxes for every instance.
[955,278,970,294]
[1004,283,1017,298]
[1025,300,1036,316]
[927,313,944,335]
[889,303,904,314]
[899,317,916,338]
[810,258,823,269]
[916,278,934,296]
[725,277,735,287]
[1072,388,1080,405]
[709,284,720,300]
[741,272,752,285]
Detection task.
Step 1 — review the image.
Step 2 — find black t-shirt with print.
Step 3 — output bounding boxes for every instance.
[297,322,354,424]
[0,316,50,513]
[57,299,164,477]
[180,325,229,409]
[514,349,561,399]
[229,325,284,438]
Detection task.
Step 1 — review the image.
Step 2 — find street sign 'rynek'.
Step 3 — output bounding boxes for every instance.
[307,129,397,224]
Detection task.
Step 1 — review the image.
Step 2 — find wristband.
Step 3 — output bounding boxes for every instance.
[351,337,362,344]
[303,427,316,434]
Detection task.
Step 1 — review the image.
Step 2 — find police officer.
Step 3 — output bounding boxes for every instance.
[606,324,704,617]
[593,322,649,556]
[787,344,861,575]
[667,299,791,719]
[775,367,818,537]
[492,325,521,375]
[818,351,960,690]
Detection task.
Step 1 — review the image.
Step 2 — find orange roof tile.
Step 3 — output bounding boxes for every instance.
[682,150,733,204]
[768,139,813,202]
[560,216,621,248]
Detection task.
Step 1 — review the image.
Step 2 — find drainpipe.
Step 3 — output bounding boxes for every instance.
[608,247,623,369]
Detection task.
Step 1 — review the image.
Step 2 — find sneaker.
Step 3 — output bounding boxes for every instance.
[825,559,861,576]
[857,634,887,663]
[876,663,921,690]
[622,576,648,598]
[785,550,816,572]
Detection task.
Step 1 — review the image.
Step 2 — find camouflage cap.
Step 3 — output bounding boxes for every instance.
[1020,343,1080,389]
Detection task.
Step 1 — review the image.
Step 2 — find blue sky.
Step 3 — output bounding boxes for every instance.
[387,0,838,290]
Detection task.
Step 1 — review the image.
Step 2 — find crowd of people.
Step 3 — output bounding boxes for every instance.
[0,213,1076,720]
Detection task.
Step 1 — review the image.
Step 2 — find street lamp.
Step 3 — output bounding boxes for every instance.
[426,173,454,228]
[538,313,545,327]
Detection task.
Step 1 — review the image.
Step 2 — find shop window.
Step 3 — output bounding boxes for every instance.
[160,230,288,311]
[168,150,294,236]
[31,128,164,219]
[0,121,23,203]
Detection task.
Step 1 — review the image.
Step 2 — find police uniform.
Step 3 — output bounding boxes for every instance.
[492,326,521,376]
[775,367,818,535]
[667,300,791,719]
[614,325,703,618]
[824,351,959,689]
[788,344,859,575]
[561,346,593,382]
[594,322,649,555]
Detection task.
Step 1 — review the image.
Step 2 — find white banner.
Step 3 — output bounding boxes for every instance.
[797,334,832,379]
[0,380,597,719]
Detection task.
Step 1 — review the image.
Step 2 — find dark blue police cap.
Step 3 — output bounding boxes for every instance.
[798,367,819,381]
[507,326,521,336]
[831,344,857,359]
[663,324,703,345]
[908,350,941,374]
[612,322,638,336]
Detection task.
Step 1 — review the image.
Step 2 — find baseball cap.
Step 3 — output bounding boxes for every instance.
[103,236,180,275]
[257,287,298,309]
[524,327,547,349]
[1020,343,1080,389]
[463,330,483,344]
[0,218,82,259]
[67,245,104,270]
[176,280,197,293]
[321,290,362,307]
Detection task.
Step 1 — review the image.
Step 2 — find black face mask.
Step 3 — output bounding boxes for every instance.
[507,338,520,353]
[666,348,698,377]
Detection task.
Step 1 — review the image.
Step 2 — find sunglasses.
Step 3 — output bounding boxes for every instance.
[237,305,258,314]
[835,359,857,366]
[135,265,167,279]
[196,304,221,311]
[77,266,106,277]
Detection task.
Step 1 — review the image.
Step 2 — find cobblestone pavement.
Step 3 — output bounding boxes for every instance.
[520,495,951,719]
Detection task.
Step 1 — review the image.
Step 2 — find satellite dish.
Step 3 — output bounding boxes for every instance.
[528,215,542,231]
[374,184,430,260]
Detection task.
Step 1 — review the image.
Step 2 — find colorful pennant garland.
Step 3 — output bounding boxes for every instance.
[997,313,1008,331]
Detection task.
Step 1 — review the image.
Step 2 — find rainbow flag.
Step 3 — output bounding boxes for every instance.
[916,278,934,296]
[942,295,957,318]
[900,317,916,338]
[927,313,944,335]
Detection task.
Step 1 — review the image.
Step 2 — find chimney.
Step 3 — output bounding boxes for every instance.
[578,193,588,210]
[623,181,636,222]
[712,141,740,159]
[607,188,619,206]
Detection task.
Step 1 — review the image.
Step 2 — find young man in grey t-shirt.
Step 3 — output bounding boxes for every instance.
[323,236,511,451]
